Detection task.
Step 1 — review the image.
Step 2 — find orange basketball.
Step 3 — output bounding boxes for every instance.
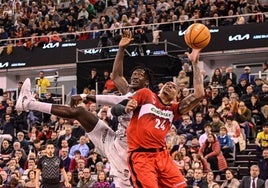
[184,23,211,49]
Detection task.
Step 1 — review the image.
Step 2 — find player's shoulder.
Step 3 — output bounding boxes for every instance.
[136,88,153,94]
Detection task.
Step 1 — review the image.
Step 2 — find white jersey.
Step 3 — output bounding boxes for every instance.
[89,92,134,187]
[87,119,132,188]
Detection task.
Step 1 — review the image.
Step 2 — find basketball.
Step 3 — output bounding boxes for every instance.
[184,23,211,49]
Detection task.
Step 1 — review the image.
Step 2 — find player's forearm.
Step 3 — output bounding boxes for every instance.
[111,47,125,79]
[111,47,129,94]
[192,62,204,98]
[96,94,129,106]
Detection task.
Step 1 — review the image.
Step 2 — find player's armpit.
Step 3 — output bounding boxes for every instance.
[179,94,202,114]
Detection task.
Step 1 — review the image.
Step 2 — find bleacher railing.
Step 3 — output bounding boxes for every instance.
[0,12,267,46]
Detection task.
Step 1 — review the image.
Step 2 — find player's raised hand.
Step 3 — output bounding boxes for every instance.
[185,48,201,64]
[119,29,134,48]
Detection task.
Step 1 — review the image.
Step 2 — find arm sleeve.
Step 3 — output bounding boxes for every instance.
[96,94,130,106]
[111,99,129,116]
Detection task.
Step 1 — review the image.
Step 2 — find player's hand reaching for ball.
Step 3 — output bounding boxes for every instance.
[185,48,201,64]
[125,99,138,113]
[119,30,134,48]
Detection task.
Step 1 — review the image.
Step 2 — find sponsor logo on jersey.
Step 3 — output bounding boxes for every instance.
[139,104,174,122]
[102,128,109,144]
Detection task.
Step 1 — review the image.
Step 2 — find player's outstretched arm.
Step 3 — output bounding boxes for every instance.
[179,49,204,114]
[111,30,134,95]
[71,93,131,107]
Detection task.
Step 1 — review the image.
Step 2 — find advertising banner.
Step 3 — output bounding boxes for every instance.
[0,22,267,70]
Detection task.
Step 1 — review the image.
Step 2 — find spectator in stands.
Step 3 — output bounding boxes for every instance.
[72,120,85,140]
[199,133,228,172]
[92,170,110,187]
[211,68,223,86]
[239,66,255,85]
[21,158,36,183]
[175,70,190,88]
[262,62,268,84]
[247,94,265,130]
[58,124,77,148]
[28,126,42,144]
[50,131,59,147]
[1,114,20,138]
[221,168,240,188]
[166,126,180,149]
[176,114,195,140]
[217,126,233,159]
[15,132,29,155]
[195,98,210,116]
[255,123,268,157]
[36,71,51,98]
[170,134,188,157]
[72,158,86,184]
[189,137,201,155]
[102,73,117,94]
[259,84,268,107]
[87,151,102,173]
[210,112,225,135]
[60,147,71,172]
[223,66,237,85]
[69,136,89,159]
[199,124,212,147]
[87,68,99,91]
[238,165,265,188]
[0,139,12,167]
[182,62,194,88]
[204,105,217,122]
[187,168,208,187]
[69,150,87,171]
[39,124,52,144]
[13,148,26,169]
[192,112,206,137]
[254,78,264,94]
[236,78,250,97]
[24,170,36,188]
[217,97,231,114]
[13,109,28,135]
[77,167,95,187]
[240,85,254,105]
[258,148,268,181]
[235,100,252,142]
[225,115,246,152]
[210,87,223,109]
[206,171,218,188]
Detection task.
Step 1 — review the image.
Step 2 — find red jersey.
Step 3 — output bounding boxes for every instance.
[127,88,180,151]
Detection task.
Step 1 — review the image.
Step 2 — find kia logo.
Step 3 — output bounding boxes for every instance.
[228,34,250,41]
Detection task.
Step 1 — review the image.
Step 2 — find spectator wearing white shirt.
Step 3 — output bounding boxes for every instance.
[199,123,212,147]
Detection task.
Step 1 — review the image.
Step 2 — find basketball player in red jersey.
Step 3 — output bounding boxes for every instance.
[125,48,204,188]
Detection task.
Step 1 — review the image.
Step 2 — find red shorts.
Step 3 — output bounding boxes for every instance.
[128,149,186,188]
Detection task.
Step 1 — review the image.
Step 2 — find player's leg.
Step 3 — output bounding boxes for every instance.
[157,151,186,188]
[128,152,158,188]
[16,78,98,132]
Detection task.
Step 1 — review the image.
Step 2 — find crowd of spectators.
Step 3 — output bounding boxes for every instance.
[1,59,268,187]
[0,0,267,49]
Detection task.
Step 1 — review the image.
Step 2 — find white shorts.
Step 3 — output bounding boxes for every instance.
[87,120,132,188]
